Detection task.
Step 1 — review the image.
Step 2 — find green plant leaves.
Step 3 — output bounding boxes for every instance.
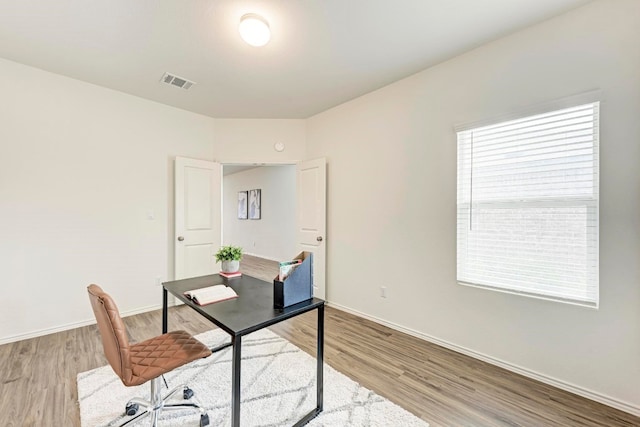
[214,245,243,263]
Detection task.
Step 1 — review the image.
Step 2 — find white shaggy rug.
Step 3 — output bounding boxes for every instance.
[77,328,429,427]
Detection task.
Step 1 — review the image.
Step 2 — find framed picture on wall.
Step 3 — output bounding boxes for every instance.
[238,191,248,219]
[248,189,261,220]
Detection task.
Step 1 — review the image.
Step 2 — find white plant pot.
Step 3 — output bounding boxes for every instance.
[221,260,240,273]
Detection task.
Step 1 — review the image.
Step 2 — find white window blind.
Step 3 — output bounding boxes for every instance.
[457,102,599,306]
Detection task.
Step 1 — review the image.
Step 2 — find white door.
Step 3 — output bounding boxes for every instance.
[296,158,327,299]
[175,157,221,280]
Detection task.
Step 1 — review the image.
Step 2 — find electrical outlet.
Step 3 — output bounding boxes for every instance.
[380,286,387,298]
[155,276,162,286]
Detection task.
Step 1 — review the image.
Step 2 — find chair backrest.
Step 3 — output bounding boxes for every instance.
[87,284,133,385]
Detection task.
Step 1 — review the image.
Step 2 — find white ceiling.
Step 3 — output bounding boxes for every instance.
[0,0,591,119]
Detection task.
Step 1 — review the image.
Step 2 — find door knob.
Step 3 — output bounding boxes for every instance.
[316,236,323,242]
[177,236,184,241]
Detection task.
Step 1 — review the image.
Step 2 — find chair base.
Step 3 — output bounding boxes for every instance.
[115,377,209,427]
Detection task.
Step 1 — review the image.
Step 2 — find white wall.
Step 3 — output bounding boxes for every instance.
[306,0,640,413]
[222,166,296,261]
[0,58,215,343]
[0,61,307,344]
[212,118,306,163]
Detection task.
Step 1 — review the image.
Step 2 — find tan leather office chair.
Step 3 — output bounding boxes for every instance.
[87,284,212,427]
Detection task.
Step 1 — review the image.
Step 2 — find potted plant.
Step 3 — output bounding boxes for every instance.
[215,245,243,273]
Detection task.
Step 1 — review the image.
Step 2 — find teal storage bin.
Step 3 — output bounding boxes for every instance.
[273,252,313,308]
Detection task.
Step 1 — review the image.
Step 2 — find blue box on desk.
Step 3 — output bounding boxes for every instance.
[274,252,313,309]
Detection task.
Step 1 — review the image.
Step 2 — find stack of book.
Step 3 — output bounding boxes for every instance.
[219,271,242,278]
[278,259,302,281]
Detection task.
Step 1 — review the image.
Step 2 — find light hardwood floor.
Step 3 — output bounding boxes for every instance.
[0,254,637,426]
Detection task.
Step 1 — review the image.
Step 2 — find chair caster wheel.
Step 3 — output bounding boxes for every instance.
[125,402,139,416]
[183,387,194,399]
[200,413,210,426]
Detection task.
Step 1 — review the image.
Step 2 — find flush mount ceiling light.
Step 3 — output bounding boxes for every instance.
[239,13,271,47]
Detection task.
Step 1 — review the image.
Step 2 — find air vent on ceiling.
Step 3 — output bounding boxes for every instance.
[161,72,195,90]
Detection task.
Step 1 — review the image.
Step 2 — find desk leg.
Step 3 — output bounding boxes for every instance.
[231,335,242,427]
[317,304,324,411]
[162,288,168,334]
[293,304,325,426]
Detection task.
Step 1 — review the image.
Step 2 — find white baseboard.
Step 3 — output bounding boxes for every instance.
[0,304,162,345]
[327,301,640,417]
[4,297,638,417]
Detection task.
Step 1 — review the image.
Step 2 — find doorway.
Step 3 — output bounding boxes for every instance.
[174,157,326,299]
[221,164,297,262]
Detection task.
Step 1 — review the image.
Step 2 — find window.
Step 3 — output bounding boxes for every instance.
[457,102,599,307]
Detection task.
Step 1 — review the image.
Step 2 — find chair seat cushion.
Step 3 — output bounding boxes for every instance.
[125,330,212,386]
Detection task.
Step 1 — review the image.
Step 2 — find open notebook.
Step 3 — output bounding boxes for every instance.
[184,285,238,306]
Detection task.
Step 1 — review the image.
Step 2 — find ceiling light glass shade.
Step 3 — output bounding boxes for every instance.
[239,13,271,47]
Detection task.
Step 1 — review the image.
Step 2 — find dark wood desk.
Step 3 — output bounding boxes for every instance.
[162,274,325,427]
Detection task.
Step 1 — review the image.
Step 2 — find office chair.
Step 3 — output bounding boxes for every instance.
[87,284,212,427]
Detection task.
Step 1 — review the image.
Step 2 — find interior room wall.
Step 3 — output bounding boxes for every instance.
[0,59,308,344]
[212,118,306,163]
[0,57,216,343]
[222,166,296,262]
[305,0,640,413]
